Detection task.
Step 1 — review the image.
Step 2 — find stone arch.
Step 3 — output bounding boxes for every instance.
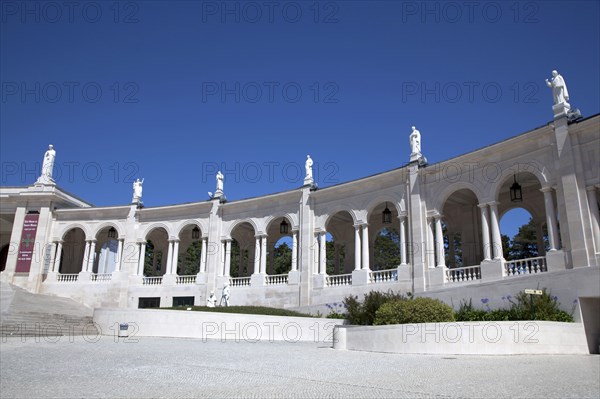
[364,195,403,218]
[322,207,359,231]
[142,223,172,240]
[226,218,259,237]
[59,223,91,241]
[434,182,485,213]
[92,222,124,239]
[264,214,296,232]
[493,167,549,202]
[174,220,205,238]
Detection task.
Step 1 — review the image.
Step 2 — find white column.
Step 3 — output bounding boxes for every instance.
[361,224,370,271]
[291,231,298,271]
[399,216,407,266]
[81,241,90,272]
[541,187,559,251]
[137,242,146,275]
[478,204,491,261]
[489,202,503,260]
[319,232,327,274]
[587,187,600,252]
[224,240,232,276]
[165,241,174,274]
[200,238,207,273]
[260,235,267,274]
[52,241,63,272]
[354,225,361,270]
[87,240,97,272]
[115,239,123,272]
[253,237,261,274]
[435,215,446,267]
[171,240,180,274]
[427,217,435,268]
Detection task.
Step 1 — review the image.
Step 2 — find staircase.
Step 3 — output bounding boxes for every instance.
[1,282,95,338]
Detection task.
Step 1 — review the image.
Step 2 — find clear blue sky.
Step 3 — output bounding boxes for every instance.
[1,1,599,238]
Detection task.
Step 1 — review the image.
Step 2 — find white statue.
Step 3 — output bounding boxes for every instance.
[304,155,313,181]
[545,70,569,105]
[206,291,217,307]
[410,126,421,156]
[220,283,230,307]
[132,178,144,203]
[36,145,56,184]
[214,171,224,197]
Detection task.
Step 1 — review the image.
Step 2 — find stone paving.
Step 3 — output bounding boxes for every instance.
[1,336,599,398]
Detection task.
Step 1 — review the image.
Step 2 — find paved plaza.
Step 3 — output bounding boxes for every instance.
[1,336,599,398]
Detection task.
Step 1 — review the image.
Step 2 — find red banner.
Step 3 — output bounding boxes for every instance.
[15,214,40,273]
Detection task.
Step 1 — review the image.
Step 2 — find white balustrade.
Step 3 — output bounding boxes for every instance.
[90,273,112,282]
[57,273,78,282]
[445,265,481,283]
[370,269,398,283]
[176,275,197,284]
[505,256,547,276]
[326,274,352,287]
[229,277,251,287]
[142,276,163,285]
[265,274,288,285]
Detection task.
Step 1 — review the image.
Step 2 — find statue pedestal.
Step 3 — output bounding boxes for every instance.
[287,270,301,285]
[553,102,571,119]
[428,267,446,288]
[312,273,327,289]
[546,249,566,271]
[397,264,411,281]
[480,259,505,281]
[410,152,421,163]
[250,273,266,286]
[303,177,314,186]
[351,269,370,286]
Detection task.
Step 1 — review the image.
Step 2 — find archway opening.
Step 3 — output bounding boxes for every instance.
[325,211,354,275]
[373,228,400,271]
[93,226,119,274]
[177,224,203,275]
[266,217,293,275]
[230,222,256,277]
[60,227,86,273]
[144,228,168,276]
[500,208,548,260]
[442,189,480,268]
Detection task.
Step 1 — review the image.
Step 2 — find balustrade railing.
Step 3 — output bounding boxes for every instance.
[142,276,163,285]
[90,273,112,282]
[505,256,547,276]
[229,277,251,287]
[265,274,288,285]
[326,273,352,287]
[57,273,78,282]
[446,265,481,283]
[370,269,398,283]
[176,275,197,284]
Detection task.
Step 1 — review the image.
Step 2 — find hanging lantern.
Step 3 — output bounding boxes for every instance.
[107,227,116,238]
[382,202,392,224]
[192,226,200,239]
[280,219,289,234]
[510,174,523,202]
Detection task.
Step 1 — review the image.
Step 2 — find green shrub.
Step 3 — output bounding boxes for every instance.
[343,290,407,325]
[510,289,574,322]
[326,311,347,319]
[374,297,455,325]
[455,299,488,321]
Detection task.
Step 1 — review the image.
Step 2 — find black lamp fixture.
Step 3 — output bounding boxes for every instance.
[280,219,289,234]
[510,174,523,202]
[192,226,200,240]
[382,202,392,224]
[107,227,116,238]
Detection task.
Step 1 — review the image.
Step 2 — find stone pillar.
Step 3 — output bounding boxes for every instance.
[165,240,174,274]
[478,204,491,261]
[137,242,146,275]
[427,217,435,268]
[489,202,503,260]
[115,239,123,272]
[1,207,26,281]
[253,236,261,275]
[171,240,180,274]
[354,225,361,270]
[586,187,600,252]
[541,187,559,251]
[81,241,91,272]
[260,235,267,274]
[435,215,445,267]
[319,232,327,274]
[87,240,97,273]
[361,225,370,271]
[52,241,63,273]
[200,238,207,273]
[399,215,407,266]
[291,231,298,271]
[224,239,232,276]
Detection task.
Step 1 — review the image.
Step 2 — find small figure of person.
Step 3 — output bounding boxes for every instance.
[132,178,144,203]
[220,283,230,307]
[545,70,569,105]
[206,291,217,308]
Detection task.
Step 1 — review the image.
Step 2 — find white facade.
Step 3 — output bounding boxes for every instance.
[1,109,599,312]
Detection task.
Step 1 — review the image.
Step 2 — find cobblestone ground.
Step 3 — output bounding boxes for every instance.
[1,336,599,398]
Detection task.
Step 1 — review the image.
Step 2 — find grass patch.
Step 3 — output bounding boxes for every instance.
[164,305,316,318]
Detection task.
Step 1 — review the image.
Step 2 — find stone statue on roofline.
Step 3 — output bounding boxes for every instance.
[545,70,569,106]
[35,145,56,185]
